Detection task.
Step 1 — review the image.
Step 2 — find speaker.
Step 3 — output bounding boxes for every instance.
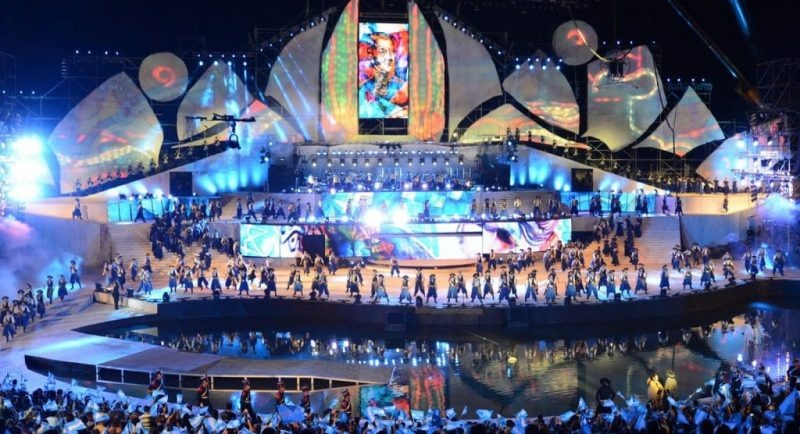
[169,172,193,197]
[571,168,593,192]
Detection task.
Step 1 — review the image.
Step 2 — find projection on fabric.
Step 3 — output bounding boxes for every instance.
[48,72,163,194]
[176,63,253,142]
[459,104,579,148]
[633,87,724,156]
[552,20,598,66]
[585,45,666,152]
[321,0,359,143]
[695,136,743,183]
[408,2,445,141]
[322,191,473,220]
[438,15,502,135]
[482,219,572,254]
[265,21,327,142]
[502,60,580,133]
[358,23,409,119]
[138,52,189,102]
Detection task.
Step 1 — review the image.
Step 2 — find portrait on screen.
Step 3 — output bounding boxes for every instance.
[358,23,409,119]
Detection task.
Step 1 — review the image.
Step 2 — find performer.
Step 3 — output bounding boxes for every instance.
[659,265,670,296]
[683,268,693,290]
[446,273,458,303]
[619,268,631,298]
[482,272,495,300]
[470,273,483,304]
[585,270,599,300]
[524,270,538,303]
[68,260,82,289]
[426,273,438,304]
[373,274,389,303]
[475,253,484,276]
[292,274,304,297]
[398,275,412,304]
[57,275,68,301]
[316,271,329,299]
[456,271,467,301]
[390,256,400,277]
[413,268,425,297]
[240,378,253,416]
[634,264,647,294]
[45,275,55,304]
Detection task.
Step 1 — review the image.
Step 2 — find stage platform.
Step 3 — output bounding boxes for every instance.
[367,258,474,269]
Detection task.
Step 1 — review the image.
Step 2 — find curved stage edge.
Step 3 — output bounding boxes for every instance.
[95,277,800,329]
[26,278,799,415]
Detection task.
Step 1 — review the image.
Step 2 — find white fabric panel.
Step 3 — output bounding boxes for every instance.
[265,22,327,142]
[633,87,724,156]
[585,45,666,152]
[503,60,580,133]
[49,72,163,194]
[459,104,576,146]
[680,210,750,247]
[438,16,502,135]
[176,64,253,141]
[696,136,742,183]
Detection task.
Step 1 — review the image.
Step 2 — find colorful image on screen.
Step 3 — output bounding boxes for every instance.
[240,225,282,257]
[482,219,572,253]
[358,23,409,119]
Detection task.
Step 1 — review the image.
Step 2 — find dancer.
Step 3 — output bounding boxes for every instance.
[398,276,412,304]
[426,273,438,304]
[524,270,538,303]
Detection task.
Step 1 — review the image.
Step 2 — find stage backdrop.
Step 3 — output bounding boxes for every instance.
[239,219,571,260]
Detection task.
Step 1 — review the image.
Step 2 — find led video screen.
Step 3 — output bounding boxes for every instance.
[358,23,409,119]
[482,219,572,254]
[240,224,329,258]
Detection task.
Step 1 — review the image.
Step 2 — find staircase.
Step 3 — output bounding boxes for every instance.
[634,216,682,268]
[105,223,230,285]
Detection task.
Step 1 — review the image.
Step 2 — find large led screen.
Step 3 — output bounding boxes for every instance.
[321,191,472,220]
[358,23,409,119]
[482,219,571,254]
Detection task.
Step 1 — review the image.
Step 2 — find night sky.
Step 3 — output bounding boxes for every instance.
[1,0,796,124]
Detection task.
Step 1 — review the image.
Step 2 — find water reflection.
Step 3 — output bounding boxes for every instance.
[101,302,800,415]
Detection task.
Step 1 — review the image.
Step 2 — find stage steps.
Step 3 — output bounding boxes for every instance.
[106,223,230,285]
[634,216,682,268]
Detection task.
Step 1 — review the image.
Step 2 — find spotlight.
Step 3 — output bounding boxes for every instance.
[312,159,317,167]
[199,60,204,66]
[420,158,425,166]
[458,156,464,165]
[394,158,399,166]
[377,158,383,166]
[432,158,437,166]
[365,159,370,167]
[352,158,357,166]
[408,158,412,166]
[445,158,450,166]
[340,158,345,166]
[327,159,332,167]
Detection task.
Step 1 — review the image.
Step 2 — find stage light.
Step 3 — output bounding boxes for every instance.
[420,158,425,166]
[365,159,370,167]
[432,158,437,166]
[327,159,332,167]
[403,182,411,190]
[458,156,464,165]
[422,182,429,190]
[394,158,399,166]
[408,158,412,166]
[227,61,232,66]
[340,158,345,166]
[445,158,450,166]
[352,158,357,166]
[311,159,317,167]
[199,61,204,66]
[374,182,382,190]
[377,158,383,166]
[214,61,219,66]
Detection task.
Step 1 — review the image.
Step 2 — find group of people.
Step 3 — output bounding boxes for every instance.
[2,260,81,343]
[73,159,156,194]
[1,352,797,434]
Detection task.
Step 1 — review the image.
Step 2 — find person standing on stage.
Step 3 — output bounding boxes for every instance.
[57,275,68,301]
[399,275,412,304]
[300,385,312,418]
[659,265,670,296]
[524,270,538,303]
[339,389,352,423]
[390,256,400,277]
[69,260,82,290]
[426,273,438,304]
[134,201,147,223]
[413,268,424,298]
[446,273,458,303]
[483,271,495,301]
[45,275,55,304]
[470,273,483,304]
[274,379,286,410]
[634,264,647,294]
[373,274,389,304]
[456,271,467,301]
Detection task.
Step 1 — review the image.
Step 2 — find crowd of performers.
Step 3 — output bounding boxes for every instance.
[2,261,82,343]
[79,206,785,308]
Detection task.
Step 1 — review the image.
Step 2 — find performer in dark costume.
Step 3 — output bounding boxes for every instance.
[240,378,253,416]
[197,375,212,410]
